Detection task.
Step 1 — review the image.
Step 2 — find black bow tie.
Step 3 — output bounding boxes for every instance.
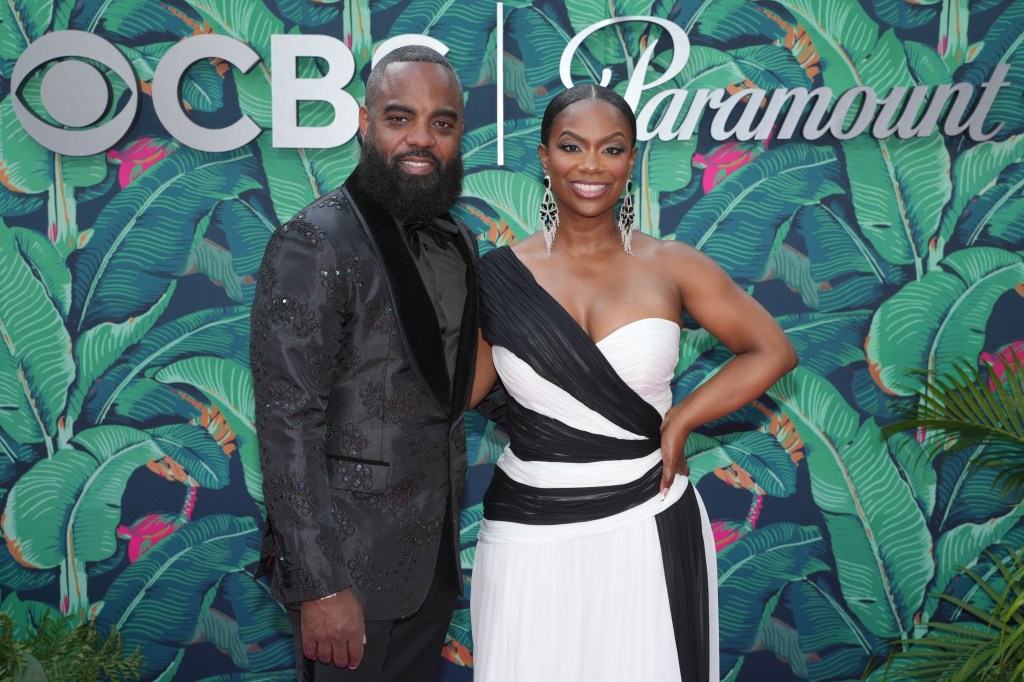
[404,220,451,251]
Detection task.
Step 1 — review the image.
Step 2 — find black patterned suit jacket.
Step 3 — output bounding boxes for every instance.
[250,165,477,620]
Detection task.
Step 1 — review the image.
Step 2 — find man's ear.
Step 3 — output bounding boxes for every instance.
[359,106,370,138]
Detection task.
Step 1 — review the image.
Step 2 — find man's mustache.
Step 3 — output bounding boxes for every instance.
[392,150,442,166]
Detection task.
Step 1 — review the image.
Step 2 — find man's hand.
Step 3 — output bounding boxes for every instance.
[659,404,692,494]
[300,589,366,669]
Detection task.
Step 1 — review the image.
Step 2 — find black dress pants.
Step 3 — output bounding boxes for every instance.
[289,520,459,682]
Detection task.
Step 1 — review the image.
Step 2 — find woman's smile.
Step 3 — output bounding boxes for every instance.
[569,181,611,199]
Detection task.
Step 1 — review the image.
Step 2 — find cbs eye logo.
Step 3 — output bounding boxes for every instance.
[11,30,265,155]
[12,30,140,157]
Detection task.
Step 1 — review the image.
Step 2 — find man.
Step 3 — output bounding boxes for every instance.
[251,46,476,681]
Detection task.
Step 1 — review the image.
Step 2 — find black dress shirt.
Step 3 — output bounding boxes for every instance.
[400,217,467,383]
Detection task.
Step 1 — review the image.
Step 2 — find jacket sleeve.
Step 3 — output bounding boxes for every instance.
[250,222,350,603]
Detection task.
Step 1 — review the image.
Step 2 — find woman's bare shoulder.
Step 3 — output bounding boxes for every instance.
[509,233,549,266]
[634,235,723,276]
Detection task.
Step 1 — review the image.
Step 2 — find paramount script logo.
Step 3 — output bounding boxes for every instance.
[567,17,1008,143]
[11,17,1010,156]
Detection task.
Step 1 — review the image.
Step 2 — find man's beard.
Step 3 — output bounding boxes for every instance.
[357,134,463,222]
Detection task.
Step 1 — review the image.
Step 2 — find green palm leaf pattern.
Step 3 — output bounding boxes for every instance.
[942,133,1024,247]
[866,248,1024,395]
[775,311,871,376]
[0,97,52,195]
[793,200,904,311]
[954,162,1024,250]
[154,356,261,509]
[258,133,361,225]
[459,170,544,239]
[781,578,884,679]
[731,44,813,89]
[769,0,953,275]
[686,431,799,497]
[769,368,934,638]
[958,0,1024,142]
[2,426,168,568]
[459,503,485,547]
[718,523,830,651]
[64,147,260,425]
[0,0,51,59]
[390,0,500,84]
[271,0,340,28]
[685,0,781,42]
[198,571,292,671]
[70,147,260,331]
[0,227,74,446]
[82,307,250,426]
[677,144,843,280]
[73,0,195,40]
[149,423,232,489]
[212,194,279,287]
[462,120,543,172]
[96,515,261,678]
[507,3,601,108]
[887,433,936,520]
[563,0,657,68]
[126,43,226,113]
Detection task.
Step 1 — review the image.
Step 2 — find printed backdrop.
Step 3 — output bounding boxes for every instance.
[1,1,1023,680]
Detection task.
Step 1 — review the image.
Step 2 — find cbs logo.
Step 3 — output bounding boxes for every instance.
[12,30,449,156]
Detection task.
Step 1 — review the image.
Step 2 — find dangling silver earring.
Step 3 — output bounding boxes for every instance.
[539,174,559,255]
[618,179,635,255]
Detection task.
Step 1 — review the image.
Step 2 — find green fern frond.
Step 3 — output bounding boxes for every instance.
[883,355,1024,496]
[883,546,1024,682]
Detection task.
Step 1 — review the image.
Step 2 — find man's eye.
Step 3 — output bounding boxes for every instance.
[435,120,453,129]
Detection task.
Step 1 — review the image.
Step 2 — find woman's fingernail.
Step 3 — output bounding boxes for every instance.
[661,488,668,498]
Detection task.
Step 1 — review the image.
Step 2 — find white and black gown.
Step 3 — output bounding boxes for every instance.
[470,246,719,682]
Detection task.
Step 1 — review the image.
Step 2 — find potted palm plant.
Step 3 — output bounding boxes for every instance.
[874,349,1024,681]
[0,611,144,682]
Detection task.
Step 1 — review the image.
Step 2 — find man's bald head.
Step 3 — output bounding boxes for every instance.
[364,45,463,110]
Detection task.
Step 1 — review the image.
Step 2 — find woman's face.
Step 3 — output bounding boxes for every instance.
[539,99,637,222]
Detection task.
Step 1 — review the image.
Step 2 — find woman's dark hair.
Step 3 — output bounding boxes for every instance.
[540,84,637,148]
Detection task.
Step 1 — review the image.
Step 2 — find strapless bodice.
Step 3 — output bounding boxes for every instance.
[493,317,680,439]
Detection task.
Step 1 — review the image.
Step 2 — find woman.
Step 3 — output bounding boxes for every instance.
[469,85,797,682]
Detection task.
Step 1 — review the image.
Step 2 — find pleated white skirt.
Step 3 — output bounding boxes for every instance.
[471,477,718,682]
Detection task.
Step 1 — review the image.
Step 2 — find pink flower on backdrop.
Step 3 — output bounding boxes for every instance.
[980,340,1024,390]
[693,139,768,194]
[107,138,175,188]
[711,519,747,551]
[117,513,183,562]
[711,494,763,552]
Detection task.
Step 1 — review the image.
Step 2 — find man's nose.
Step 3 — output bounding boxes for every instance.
[405,121,435,148]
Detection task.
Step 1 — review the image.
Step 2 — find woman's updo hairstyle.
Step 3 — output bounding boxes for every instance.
[539,84,638,148]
